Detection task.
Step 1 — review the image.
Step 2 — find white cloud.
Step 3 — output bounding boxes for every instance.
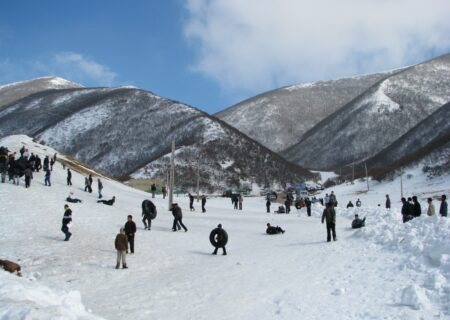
[50,52,117,86]
[0,52,117,87]
[184,0,450,95]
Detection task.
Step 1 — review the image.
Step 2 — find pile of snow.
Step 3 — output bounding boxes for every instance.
[0,273,102,319]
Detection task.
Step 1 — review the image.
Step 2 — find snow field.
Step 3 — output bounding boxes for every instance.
[1,136,450,319]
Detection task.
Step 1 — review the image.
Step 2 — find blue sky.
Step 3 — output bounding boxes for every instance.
[1,0,450,114]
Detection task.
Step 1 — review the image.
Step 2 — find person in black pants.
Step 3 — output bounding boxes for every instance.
[266,197,271,213]
[67,169,72,186]
[124,215,137,253]
[305,197,312,216]
[61,204,72,241]
[171,203,187,232]
[201,195,206,213]
[321,202,336,242]
[189,193,195,211]
[98,196,115,205]
[210,224,228,255]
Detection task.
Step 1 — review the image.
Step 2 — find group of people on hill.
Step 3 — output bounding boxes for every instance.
[0,146,57,188]
[401,195,447,223]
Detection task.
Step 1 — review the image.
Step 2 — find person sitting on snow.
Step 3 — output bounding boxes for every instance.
[346,201,354,208]
[97,196,116,206]
[266,223,285,234]
[66,192,82,203]
[351,214,366,229]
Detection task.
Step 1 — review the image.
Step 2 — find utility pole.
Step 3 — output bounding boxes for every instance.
[364,162,369,192]
[400,168,403,198]
[168,140,175,211]
[196,161,200,202]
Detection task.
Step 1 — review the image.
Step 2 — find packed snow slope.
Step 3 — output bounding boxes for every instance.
[0,76,82,109]
[216,71,394,152]
[0,86,312,189]
[285,53,450,170]
[1,135,450,320]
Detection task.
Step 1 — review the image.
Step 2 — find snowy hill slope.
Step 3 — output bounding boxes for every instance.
[1,135,450,320]
[0,87,313,189]
[0,76,82,109]
[285,53,450,170]
[364,101,450,174]
[216,71,394,151]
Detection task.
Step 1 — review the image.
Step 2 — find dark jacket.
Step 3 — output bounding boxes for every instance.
[386,197,391,209]
[352,217,366,229]
[171,206,182,219]
[401,201,413,216]
[115,233,128,251]
[413,201,421,217]
[321,207,336,224]
[440,200,448,216]
[62,209,72,226]
[124,221,136,235]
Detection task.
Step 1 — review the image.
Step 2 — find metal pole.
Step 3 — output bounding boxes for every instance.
[352,164,354,184]
[364,162,369,191]
[196,162,200,202]
[168,140,175,210]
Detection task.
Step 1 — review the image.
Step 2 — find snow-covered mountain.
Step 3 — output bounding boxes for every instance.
[284,53,450,170]
[364,101,450,176]
[216,71,396,151]
[0,87,313,190]
[0,76,82,109]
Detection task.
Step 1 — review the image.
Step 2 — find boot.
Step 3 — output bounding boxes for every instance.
[123,264,128,269]
[115,264,119,269]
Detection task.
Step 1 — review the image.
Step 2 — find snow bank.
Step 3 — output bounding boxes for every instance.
[0,272,103,320]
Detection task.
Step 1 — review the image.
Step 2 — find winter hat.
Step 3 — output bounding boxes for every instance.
[217,224,222,228]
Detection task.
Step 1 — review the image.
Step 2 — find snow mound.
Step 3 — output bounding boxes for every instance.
[400,284,431,310]
[0,272,103,320]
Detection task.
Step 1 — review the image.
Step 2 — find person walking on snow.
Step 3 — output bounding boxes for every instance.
[115,228,128,269]
[124,215,137,254]
[439,195,447,217]
[61,204,72,241]
[88,174,93,193]
[201,195,207,213]
[98,178,103,199]
[266,197,271,213]
[412,196,421,217]
[44,169,51,186]
[67,168,72,186]
[427,198,435,216]
[171,203,187,232]
[151,183,156,198]
[385,194,391,209]
[189,193,195,211]
[321,202,337,242]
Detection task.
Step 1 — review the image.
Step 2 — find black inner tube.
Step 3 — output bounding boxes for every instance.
[209,228,228,247]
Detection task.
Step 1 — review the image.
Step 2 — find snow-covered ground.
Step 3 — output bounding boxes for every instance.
[1,136,449,319]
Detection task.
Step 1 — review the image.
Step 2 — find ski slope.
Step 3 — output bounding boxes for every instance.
[1,136,449,319]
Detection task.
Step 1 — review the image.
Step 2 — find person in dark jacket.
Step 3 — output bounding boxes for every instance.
[412,196,421,217]
[34,155,41,172]
[66,192,82,203]
[44,169,51,186]
[98,178,103,199]
[401,197,414,223]
[201,195,206,213]
[115,228,128,269]
[161,186,167,199]
[50,157,55,171]
[171,203,187,232]
[24,167,33,188]
[356,199,361,207]
[346,201,354,208]
[61,204,72,241]
[385,194,391,209]
[67,168,72,186]
[43,155,50,171]
[84,177,89,191]
[88,174,93,193]
[351,214,366,229]
[124,215,137,254]
[439,195,447,217]
[305,197,312,216]
[284,198,291,214]
[151,183,156,198]
[189,193,195,211]
[97,196,115,205]
[142,200,156,230]
[266,223,285,234]
[210,224,227,255]
[266,197,271,213]
[321,202,336,242]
